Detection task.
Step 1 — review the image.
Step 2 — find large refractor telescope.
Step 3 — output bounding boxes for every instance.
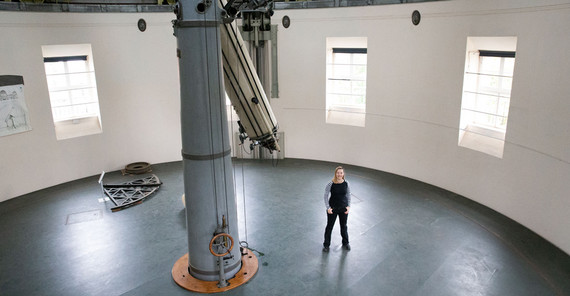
[174,0,280,154]
[172,0,279,288]
[220,0,280,152]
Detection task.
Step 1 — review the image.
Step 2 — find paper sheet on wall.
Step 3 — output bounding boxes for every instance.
[0,75,32,137]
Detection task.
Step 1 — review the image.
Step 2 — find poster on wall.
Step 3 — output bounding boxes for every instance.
[0,75,32,137]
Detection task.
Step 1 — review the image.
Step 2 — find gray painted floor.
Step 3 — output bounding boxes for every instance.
[1,159,569,296]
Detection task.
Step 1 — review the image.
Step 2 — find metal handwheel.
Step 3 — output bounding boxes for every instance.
[209,233,234,257]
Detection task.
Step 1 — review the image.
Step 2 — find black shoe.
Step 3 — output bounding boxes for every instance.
[322,246,330,252]
[343,244,351,251]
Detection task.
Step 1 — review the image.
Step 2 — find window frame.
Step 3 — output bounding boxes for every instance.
[42,44,102,140]
[462,51,515,132]
[325,38,368,127]
[458,36,517,159]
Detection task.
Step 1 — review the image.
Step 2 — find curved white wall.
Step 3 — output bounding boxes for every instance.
[0,12,182,200]
[271,0,570,255]
[0,0,569,255]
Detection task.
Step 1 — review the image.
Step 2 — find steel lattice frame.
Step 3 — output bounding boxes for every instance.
[103,174,162,212]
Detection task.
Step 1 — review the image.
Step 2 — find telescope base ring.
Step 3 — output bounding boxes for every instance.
[172,249,258,293]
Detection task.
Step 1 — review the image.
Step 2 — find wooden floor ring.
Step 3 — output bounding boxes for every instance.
[172,249,258,293]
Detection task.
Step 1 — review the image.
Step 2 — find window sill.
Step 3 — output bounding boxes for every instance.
[458,124,504,158]
[54,116,102,140]
[326,107,365,127]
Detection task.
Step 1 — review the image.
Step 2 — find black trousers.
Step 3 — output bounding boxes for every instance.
[323,211,349,247]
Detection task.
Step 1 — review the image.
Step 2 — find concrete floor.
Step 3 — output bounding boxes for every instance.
[1,158,569,296]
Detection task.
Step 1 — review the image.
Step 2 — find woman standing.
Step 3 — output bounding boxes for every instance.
[323,166,351,252]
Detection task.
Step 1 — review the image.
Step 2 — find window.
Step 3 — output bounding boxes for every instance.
[42,44,102,140]
[326,37,367,127]
[459,37,517,158]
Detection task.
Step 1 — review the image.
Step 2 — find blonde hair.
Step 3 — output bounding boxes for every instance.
[332,166,345,183]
